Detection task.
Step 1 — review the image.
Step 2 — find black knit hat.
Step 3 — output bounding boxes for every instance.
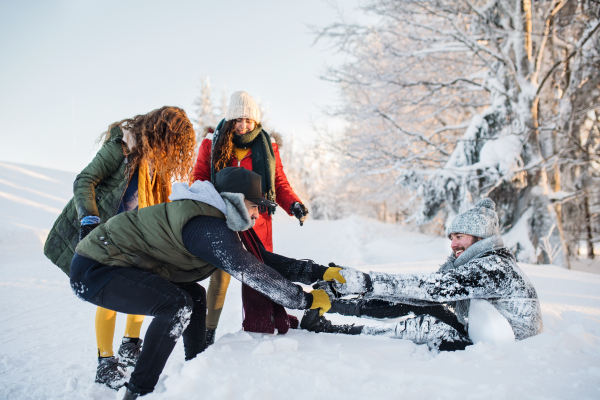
[215,167,277,208]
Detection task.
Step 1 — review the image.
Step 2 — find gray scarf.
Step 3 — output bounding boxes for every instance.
[439,234,505,272]
[438,233,504,328]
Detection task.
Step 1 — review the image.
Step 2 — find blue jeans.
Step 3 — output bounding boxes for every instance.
[73,256,206,395]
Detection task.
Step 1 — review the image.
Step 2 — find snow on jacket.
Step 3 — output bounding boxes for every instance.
[339,234,543,341]
[192,133,301,251]
[75,181,327,309]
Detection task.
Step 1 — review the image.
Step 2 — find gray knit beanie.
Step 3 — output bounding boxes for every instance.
[447,198,499,239]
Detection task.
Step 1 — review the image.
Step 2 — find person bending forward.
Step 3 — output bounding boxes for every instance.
[69,168,340,399]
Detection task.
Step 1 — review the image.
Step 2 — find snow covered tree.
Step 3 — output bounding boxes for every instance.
[316,0,600,267]
[218,87,228,122]
[193,76,218,143]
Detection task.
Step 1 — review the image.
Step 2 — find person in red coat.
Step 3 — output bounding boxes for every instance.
[192,91,309,346]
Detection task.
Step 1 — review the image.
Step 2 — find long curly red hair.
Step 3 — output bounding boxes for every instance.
[101,106,196,182]
[212,120,237,173]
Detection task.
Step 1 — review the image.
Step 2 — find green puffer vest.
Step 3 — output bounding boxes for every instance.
[44,127,130,275]
[75,199,226,283]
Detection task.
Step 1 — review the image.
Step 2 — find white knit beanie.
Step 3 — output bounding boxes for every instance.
[225,91,261,123]
[447,198,499,239]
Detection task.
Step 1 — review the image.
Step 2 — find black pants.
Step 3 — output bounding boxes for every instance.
[85,266,206,395]
[329,298,470,344]
[355,299,468,337]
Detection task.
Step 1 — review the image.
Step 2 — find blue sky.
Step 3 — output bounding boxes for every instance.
[0,0,358,171]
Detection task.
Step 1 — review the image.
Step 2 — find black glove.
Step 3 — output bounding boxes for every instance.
[79,223,99,241]
[290,202,309,226]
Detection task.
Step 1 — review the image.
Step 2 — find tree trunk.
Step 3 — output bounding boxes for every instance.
[584,194,595,260]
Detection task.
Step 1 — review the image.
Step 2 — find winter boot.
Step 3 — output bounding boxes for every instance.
[204,328,216,350]
[300,309,363,335]
[327,299,362,317]
[95,356,127,390]
[122,388,139,400]
[118,338,143,367]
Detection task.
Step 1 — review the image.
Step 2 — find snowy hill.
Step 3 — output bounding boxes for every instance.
[1,162,599,400]
[0,161,75,254]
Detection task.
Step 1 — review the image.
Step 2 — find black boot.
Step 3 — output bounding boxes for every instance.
[204,328,216,350]
[95,356,126,390]
[300,309,364,335]
[438,338,472,351]
[328,299,362,317]
[122,388,139,400]
[118,338,143,367]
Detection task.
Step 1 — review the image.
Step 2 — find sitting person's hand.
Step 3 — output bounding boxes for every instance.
[334,268,371,295]
[309,289,332,315]
[323,262,346,283]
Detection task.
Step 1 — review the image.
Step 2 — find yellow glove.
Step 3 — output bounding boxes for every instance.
[323,267,346,284]
[309,289,331,316]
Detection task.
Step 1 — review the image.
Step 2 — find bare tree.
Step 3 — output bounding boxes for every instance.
[315,0,600,267]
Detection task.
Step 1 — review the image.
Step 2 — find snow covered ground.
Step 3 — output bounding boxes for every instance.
[1,161,600,400]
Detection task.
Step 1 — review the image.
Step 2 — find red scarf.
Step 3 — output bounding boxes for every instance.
[239,229,298,334]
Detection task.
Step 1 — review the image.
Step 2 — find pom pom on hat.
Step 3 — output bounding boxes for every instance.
[225,91,261,123]
[447,197,499,239]
[475,197,495,211]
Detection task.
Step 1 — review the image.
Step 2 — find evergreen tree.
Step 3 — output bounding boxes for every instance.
[193,76,217,143]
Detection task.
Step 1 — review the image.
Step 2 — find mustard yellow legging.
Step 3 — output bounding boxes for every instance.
[96,307,145,357]
[206,269,232,330]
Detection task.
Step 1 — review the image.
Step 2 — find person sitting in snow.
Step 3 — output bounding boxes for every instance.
[300,198,543,351]
[69,167,343,399]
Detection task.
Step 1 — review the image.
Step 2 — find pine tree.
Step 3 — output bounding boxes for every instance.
[193,76,217,144]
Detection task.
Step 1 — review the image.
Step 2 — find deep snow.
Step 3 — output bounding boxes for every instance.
[1,161,600,400]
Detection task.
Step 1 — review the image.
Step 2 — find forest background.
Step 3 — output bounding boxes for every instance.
[1,0,599,270]
[193,0,600,270]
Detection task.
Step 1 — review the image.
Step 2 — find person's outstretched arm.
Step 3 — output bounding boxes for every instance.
[182,216,325,310]
[336,251,527,303]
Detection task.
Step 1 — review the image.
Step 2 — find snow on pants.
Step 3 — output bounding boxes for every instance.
[350,299,468,337]
[361,314,472,351]
[85,267,206,395]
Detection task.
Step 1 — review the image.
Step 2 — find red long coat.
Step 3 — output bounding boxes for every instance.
[192,134,301,251]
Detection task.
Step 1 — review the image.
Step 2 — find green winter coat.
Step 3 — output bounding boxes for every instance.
[75,199,226,283]
[44,127,130,275]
